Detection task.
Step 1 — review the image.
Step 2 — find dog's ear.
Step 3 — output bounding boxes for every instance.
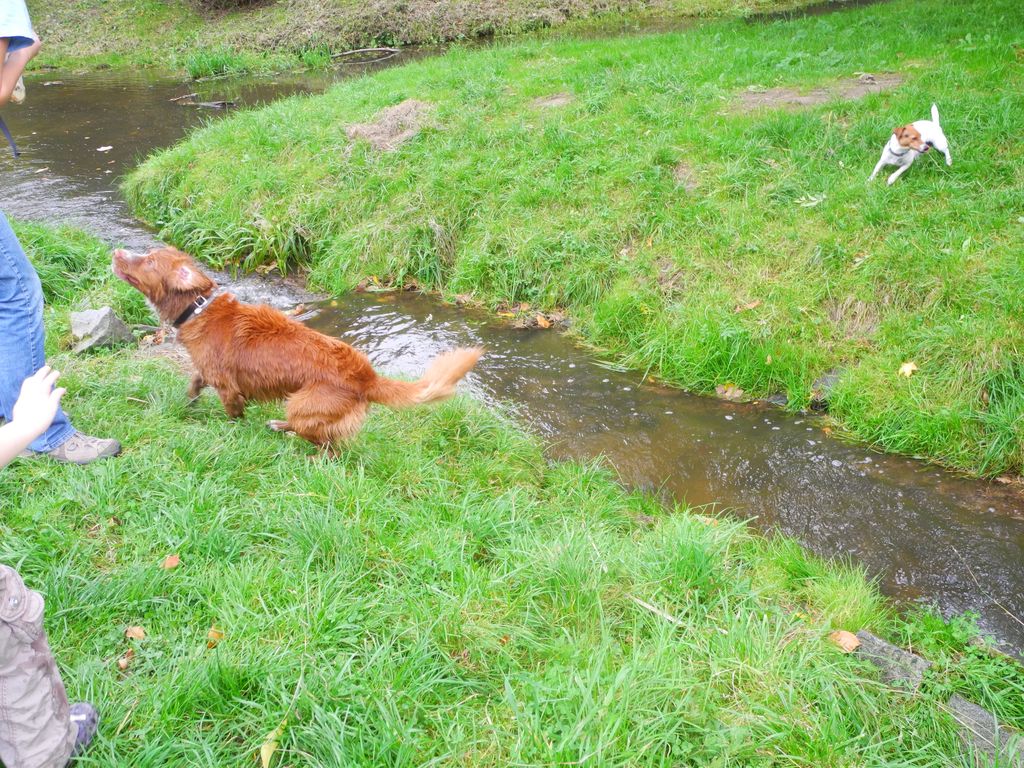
[112,248,130,260]
[892,126,903,137]
[173,265,204,291]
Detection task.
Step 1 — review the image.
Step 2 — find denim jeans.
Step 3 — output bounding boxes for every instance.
[0,211,75,452]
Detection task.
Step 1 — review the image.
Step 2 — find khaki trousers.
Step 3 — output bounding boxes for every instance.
[0,565,75,768]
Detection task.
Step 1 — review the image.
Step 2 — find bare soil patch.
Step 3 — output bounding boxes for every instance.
[673,161,698,193]
[826,295,880,340]
[736,73,903,110]
[655,256,686,295]
[346,99,433,151]
[137,337,195,373]
[532,92,574,109]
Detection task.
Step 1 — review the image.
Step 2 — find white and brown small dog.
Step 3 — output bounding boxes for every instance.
[869,104,952,185]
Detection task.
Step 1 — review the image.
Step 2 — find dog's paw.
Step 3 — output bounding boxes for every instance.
[267,420,293,432]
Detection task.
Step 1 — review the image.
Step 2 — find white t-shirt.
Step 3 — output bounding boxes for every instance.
[0,1,35,46]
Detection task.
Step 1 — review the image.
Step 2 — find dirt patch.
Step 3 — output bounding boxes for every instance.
[346,99,433,151]
[655,256,686,295]
[136,337,195,374]
[532,92,574,109]
[826,295,880,340]
[673,161,698,193]
[736,73,903,111]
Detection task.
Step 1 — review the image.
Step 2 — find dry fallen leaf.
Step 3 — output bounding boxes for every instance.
[536,314,552,329]
[207,626,225,649]
[260,719,287,768]
[822,427,833,437]
[715,383,745,402]
[898,361,918,377]
[496,311,516,318]
[161,554,181,570]
[829,630,861,653]
[125,626,146,641]
[117,648,134,671]
[734,299,762,313]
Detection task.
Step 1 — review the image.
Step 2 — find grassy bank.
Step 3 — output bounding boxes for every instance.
[125,0,1024,477]
[29,0,828,76]
[4,218,1023,764]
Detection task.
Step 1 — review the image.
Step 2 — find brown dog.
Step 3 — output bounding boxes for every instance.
[112,247,482,449]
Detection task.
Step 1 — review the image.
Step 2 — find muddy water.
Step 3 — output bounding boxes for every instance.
[307,293,1024,653]
[2,19,1022,653]
[0,52,437,249]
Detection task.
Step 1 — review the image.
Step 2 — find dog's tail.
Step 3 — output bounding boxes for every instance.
[367,347,483,409]
[931,103,940,124]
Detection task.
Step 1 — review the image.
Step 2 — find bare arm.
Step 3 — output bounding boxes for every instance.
[0,366,65,467]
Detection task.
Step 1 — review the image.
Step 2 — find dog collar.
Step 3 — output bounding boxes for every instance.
[173,290,220,328]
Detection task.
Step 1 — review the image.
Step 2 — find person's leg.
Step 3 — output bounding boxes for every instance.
[0,212,122,463]
[0,211,75,452]
[0,36,42,105]
[0,564,96,768]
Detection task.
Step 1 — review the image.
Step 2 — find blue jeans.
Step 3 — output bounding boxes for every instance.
[0,212,74,452]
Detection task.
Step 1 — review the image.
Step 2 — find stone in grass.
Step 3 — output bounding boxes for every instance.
[948,695,1024,768]
[855,630,931,692]
[71,307,134,353]
[810,367,844,408]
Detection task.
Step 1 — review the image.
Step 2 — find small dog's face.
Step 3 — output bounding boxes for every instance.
[893,124,929,152]
[112,247,215,311]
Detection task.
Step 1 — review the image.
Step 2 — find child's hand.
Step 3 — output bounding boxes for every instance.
[11,366,66,440]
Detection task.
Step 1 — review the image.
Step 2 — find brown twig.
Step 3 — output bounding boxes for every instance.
[331,47,400,63]
[628,594,684,627]
[951,545,1024,630]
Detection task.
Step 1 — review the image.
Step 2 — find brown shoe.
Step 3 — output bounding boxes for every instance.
[46,432,121,465]
[10,76,25,105]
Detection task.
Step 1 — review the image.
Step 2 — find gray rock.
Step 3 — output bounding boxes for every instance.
[810,368,844,408]
[70,307,134,353]
[948,694,1024,767]
[855,630,932,691]
[764,393,789,407]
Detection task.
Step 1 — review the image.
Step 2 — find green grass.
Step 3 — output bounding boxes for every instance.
[29,0,829,75]
[124,0,1024,477]
[4,218,1022,765]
